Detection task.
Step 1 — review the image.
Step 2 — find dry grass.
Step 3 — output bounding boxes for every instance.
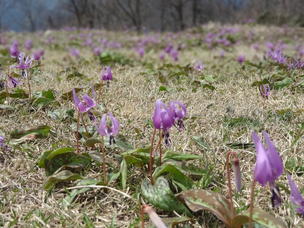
[0,24,304,227]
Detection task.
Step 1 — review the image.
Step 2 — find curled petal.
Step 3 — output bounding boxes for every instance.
[109,113,120,136]
[287,175,304,208]
[82,94,96,109]
[252,132,277,186]
[98,114,107,136]
[72,89,80,107]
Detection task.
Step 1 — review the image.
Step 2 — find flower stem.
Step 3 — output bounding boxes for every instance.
[100,142,108,184]
[149,128,157,184]
[26,71,32,99]
[159,130,163,166]
[249,179,256,228]
[76,111,80,153]
[80,114,89,134]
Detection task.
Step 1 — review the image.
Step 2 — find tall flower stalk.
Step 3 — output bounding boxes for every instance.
[97,113,120,183]
[72,89,96,153]
[249,131,283,227]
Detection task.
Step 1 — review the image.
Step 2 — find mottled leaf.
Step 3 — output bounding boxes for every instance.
[141,177,191,216]
[44,170,82,191]
[177,189,235,226]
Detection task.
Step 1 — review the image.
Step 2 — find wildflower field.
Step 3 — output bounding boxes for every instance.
[0,23,304,227]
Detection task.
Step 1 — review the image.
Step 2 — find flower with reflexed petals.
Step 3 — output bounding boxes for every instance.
[97,113,120,144]
[101,66,112,81]
[169,101,186,130]
[287,175,304,215]
[252,131,283,187]
[72,89,96,113]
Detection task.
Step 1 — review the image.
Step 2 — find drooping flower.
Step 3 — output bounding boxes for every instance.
[92,47,102,56]
[0,136,10,152]
[9,40,20,58]
[135,46,145,57]
[15,53,33,70]
[153,100,174,131]
[169,101,187,130]
[170,48,179,61]
[259,84,270,98]
[72,89,96,113]
[101,67,113,87]
[153,100,175,146]
[97,113,120,144]
[32,49,44,61]
[252,131,283,186]
[194,61,204,71]
[24,40,33,50]
[237,55,245,64]
[7,76,21,88]
[69,48,80,58]
[287,175,304,215]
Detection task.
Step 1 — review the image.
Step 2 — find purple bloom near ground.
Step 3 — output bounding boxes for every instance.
[14,53,33,71]
[252,131,283,186]
[24,40,33,50]
[32,50,44,61]
[259,84,270,98]
[101,66,113,81]
[72,89,96,113]
[169,101,187,130]
[10,40,20,58]
[152,99,174,131]
[237,55,245,64]
[97,113,120,144]
[287,175,304,215]
[7,76,21,88]
[69,48,80,58]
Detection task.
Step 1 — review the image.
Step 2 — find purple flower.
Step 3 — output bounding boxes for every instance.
[152,99,174,131]
[7,76,21,88]
[69,48,80,58]
[267,49,286,64]
[170,48,179,61]
[92,47,102,56]
[165,44,173,54]
[237,55,245,64]
[194,61,204,71]
[259,84,270,98]
[287,175,304,215]
[14,53,33,71]
[72,89,96,113]
[32,50,44,61]
[252,131,283,186]
[159,52,165,60]
[136,46,145,57]
[169,101,187,130]
[101,66,113,81]
[9,40,20,58]
[0,136,10,152]
[24,40,33,50]
[97,113,120,144]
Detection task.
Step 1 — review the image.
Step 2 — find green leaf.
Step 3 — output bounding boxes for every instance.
[163,151,202,162]
[162,216,191,228]
[159,85,168,92]
[153,163,193,190]
[120,159,127,190]
[10,125,51,139]
[242,208,287,228]
[141,177,191,216]
[44,170,82,191]
[32,89,58,107]
[177,189,235,226]
[10,89,29,99]
[192,136,210,150]
[38,147,91,176]
[62,178,101,208]
[84,138,102,147]
[113,134,133,150]
[122,147,151,166]
[273,77,293,89]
